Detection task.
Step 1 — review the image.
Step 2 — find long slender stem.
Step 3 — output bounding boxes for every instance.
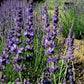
[58,59,64,83]
[72,61,75,80]
[58,46,68,83]
[53,74,56,84]
[64,59,69,81]
[19,71,22,83]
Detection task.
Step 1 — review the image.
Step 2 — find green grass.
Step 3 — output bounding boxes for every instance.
[45,0,84,39]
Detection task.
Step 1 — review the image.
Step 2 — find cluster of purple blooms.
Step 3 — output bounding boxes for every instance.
[8,5,24,71]
[42,4,59,56]
[41,3,59,82]
[61,23,76,83]
[67,33,75,61]
[24,0,34,60]
[0,0,33,83]
[0,0,79,83]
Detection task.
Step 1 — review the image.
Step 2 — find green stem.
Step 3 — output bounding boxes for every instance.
[64,59,69,81]
[58,46,68,83]
[53,74,56,84]
[19,71,22,83]
[58,59,64,83]
[72,61,75,80]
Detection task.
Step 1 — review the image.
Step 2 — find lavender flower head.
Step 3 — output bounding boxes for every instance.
[65,23,74,46]
[67,33,75,61]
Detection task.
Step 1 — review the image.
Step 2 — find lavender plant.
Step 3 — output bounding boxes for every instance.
[0,0,81,84]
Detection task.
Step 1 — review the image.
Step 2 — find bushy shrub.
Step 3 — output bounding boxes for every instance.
[0,0,82,84]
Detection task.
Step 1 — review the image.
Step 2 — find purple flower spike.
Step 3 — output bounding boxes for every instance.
[65,23,74,46]
[67,33,75,61]
[24,0,34,60]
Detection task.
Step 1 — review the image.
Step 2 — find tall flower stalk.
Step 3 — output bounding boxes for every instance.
[24,0,34,60]
[42,4,59,83]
